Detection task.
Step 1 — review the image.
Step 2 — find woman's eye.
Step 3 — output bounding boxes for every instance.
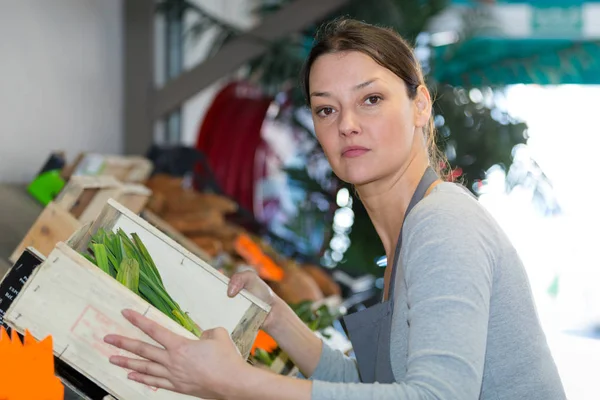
[316,107,334,117]
[365,96,381,105]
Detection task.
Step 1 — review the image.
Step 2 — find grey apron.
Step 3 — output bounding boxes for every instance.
[342,166,438,383]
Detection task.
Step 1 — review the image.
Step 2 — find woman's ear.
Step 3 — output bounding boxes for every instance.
[413,85,432,128]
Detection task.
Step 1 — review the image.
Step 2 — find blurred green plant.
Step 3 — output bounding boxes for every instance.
[290,300,340,332]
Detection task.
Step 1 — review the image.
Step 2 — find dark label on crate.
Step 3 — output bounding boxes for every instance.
[0,249,43,335]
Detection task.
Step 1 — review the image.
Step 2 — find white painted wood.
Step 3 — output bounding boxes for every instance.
[9,202,82,263]
[105,199,269,309]
[66,198,269,358]
[108,201,269,350]
[141,210,213,262]
[113,216,246,332]
[5,243,199,400]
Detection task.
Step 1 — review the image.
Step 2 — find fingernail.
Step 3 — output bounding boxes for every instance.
[228,285,236,296]
[104,335,114,344]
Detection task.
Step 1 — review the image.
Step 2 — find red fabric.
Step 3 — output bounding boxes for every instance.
[194,82,272,213]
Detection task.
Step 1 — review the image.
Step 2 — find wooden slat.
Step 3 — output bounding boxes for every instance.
[101,156,153,183]
[9,203,81,263]
[67,188,100,219]
[117,182,152,214]
[55,176,151,225]
[67,202,121,254]
[230,303,267,359]
[141,210,213,262]
[119,192,150,215]
[76,188,122,225]
[54,176,121,213]
[64,154,154,183]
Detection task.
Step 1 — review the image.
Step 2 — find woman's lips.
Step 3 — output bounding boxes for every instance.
[342,146,370,158]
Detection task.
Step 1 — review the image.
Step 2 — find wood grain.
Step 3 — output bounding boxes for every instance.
[9,202,81,263]
[55,176,151,225]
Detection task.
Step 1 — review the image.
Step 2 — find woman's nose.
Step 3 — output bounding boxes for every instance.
[338,110,360,136]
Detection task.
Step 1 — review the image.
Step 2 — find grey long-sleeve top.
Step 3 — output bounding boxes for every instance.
[308,182,566,400]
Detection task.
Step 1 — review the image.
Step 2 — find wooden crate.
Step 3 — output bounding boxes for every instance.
[141,209,213,263]
[66,198,269,358]
[1,248,127,399]
[55,175,151,224]
[9,202,81,263]
[65,153,153,183]
[10,177,152,264]
[5,243,199,400]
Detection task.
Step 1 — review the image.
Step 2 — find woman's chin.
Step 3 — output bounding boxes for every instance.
[339,172,379,187]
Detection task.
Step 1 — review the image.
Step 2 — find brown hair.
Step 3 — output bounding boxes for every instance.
[300,18,448,179]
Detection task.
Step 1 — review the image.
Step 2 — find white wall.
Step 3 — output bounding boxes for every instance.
[0,0,123,183]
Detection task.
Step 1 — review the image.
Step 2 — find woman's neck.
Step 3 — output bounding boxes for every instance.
[356,154,431,262]
[357,153,435,301]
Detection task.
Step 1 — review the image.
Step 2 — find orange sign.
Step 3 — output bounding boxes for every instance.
[0,327,64,400]
[234,234,284,282]
[251,330,278,355]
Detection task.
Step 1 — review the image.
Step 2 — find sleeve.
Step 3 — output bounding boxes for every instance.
[310,199,495,400]
[306,341,361,383]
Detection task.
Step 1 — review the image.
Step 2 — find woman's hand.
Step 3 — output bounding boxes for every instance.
[227,270,323,378]
[227,270,283,334]
[104,309,248,399]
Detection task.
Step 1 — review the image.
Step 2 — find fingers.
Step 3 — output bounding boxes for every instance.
[200,326,228,340]
[109,355,170,379]
[227,270,258,297]
[127,372,175,392]
[104,334,169,365]
[203,327,243,358]
[119,309,180,349]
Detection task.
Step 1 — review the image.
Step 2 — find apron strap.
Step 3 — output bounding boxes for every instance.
[387,166,439,300]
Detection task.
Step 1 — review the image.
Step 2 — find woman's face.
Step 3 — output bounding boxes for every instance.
[308,51,430,186]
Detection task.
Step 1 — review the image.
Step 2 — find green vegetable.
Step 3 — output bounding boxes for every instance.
[254,348,274,366]
[83,228,202,338]
[290,301,339,332]
[131,232,163,286]
[116,258,140,295]
[91,243,111,276]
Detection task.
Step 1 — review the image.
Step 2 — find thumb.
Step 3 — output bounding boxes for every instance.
[227,270,257,297]
[201,327,228,341]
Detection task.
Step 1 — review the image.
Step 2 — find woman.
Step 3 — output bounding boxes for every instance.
[104,19,566,399]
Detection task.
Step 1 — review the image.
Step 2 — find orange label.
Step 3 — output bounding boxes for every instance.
[0,327,64,399]
[234,234,284,282]
[251,330,278,355]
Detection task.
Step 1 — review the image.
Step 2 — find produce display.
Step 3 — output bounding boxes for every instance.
[81,228,202,338]
[145,174,341,304]
[144,173,346,371]
[2,152,351,399]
